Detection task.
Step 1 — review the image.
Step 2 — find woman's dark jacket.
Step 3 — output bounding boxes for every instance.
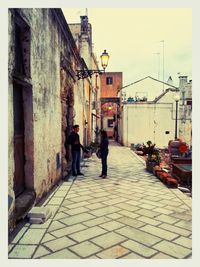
[100,137,109,153]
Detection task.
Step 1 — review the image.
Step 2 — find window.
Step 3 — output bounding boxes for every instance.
[14,13,31,77]
[106,77,113,85]
[107,119,113,128]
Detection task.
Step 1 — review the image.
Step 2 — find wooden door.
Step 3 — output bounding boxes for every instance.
[13,83,25,196]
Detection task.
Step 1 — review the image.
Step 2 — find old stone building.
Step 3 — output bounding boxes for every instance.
[100,72,123,141]
[8,8,97,232]
[68,15,102,144]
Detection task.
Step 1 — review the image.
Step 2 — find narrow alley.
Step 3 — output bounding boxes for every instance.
[8,142,192,259]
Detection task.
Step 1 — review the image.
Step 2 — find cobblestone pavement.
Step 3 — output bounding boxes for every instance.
[8,141,192,259]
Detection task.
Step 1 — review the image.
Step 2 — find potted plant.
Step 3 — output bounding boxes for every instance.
[145,142,161,172]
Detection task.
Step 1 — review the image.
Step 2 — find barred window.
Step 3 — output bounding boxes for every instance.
[106,77,113,85]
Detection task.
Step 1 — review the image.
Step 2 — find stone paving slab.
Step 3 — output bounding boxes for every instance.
[41,233,56,243]
[154,214,181,224]
[140,224,179,241]
[136,215,162,226]
[64,206,89,215]
[50,223,87,237]
[33,245,51,258]
[159,223,191,237]
[99,220,124,231]
[47,220,66,232]
[122,239,157,258]
[68,226,107,242]
[173,236,192,248]
[11,227,28,243]
[8,142,192,259]
[116,226,161,246]
[18,229,46,244]
[91,232,127,249]
[175,220,192,231]
[121,251,143,259]
[43,236,76,251]
[152,252,174,259]
[118,215,144,227]
[69,241,102,258]
[9,245,37,258]
[82,216,111,227]
[59,212,95,225]
[153,240,191,258]
[40,248,80,259]
[96,245,130,259]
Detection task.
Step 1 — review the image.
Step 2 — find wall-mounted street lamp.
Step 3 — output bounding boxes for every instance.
[76,50,109,80]
[174,93,180,140]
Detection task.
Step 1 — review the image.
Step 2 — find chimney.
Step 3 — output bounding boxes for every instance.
[178,76,188,92]
[80,16,88,33]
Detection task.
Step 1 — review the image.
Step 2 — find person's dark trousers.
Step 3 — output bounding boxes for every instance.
[101,150,108,176]
[72,150,81,176]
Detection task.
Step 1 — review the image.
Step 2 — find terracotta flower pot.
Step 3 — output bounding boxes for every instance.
[166,177,178,188]
[156,170,165,178]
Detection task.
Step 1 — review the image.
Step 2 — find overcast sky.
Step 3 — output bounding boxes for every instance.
[63,8,192,87]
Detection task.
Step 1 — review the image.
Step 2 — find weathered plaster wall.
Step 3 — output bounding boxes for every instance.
[122,91,180,148]
[8,10,15,224]
[73,80,85,146]
[159,90,192,146]
[27,10,61,197]
[8,8,84,231]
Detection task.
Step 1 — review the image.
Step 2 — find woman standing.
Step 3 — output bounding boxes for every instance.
[99,130,109,178]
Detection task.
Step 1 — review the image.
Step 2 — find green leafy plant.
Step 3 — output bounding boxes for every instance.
[146,149,161,164]
[145,141,161,172]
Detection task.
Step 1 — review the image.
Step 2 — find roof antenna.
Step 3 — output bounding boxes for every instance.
[85,8,88,17]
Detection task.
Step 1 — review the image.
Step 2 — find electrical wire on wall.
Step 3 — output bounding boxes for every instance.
[153,104,158,144]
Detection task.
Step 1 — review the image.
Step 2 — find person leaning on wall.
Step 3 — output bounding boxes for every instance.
[67,124,85,177]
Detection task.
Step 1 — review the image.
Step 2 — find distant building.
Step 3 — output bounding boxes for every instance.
[100,72,123,141]
[121,75,180,147]
[122,88,180,148]
[121,75,192,148]
[121,76,177,102]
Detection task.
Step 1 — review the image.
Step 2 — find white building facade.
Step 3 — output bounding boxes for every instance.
[122,89,180,148]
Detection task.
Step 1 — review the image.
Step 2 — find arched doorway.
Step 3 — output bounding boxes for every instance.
[100,97,120,142]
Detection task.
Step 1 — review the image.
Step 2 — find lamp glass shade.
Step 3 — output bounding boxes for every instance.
[100,50,109,70]
[174,94,180,101]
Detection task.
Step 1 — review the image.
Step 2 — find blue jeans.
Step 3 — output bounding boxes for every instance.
[101,149,108,176]
[72,150,81,175]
